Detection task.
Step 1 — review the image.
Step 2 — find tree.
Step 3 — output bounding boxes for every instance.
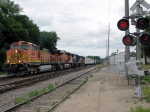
[0,0,23,71]
[40,31,60,52]
[13,15,40,44]
[130,51,136,57]
[86,55,101,61]
[0,0,22,17]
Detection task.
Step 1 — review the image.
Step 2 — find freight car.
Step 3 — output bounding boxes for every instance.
[4,41,98,76]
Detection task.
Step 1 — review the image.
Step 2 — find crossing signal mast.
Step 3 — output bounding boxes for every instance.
[117,17,150,46]
[117,0,150,98]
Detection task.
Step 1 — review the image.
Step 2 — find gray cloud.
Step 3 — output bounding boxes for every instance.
[12,0,140,58]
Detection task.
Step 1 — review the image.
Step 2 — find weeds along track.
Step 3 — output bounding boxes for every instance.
[0,65,94,93]
[3,66,101,112]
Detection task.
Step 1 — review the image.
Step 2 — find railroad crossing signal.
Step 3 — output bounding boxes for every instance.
[117,19,129,31]
[117,17,149,46]
[139,33,150,45]
[136,18,149,30]
[122,35,136,46]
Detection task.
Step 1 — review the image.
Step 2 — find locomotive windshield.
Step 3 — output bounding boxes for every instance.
[10,45,19,49]
[21,45,30,50]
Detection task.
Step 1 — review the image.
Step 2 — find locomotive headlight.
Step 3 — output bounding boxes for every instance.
[15,50,18,53]
[19,60,21,63]
[7,60,10,63]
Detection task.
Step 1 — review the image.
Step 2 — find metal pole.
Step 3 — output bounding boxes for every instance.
[133,0,145,98]
[136,1,141,86]
[125,0,130,81]
[136,1,141,61]
[125,0,130,62]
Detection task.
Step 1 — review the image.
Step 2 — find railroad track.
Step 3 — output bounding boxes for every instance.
[0,65,95,93]
[3,66,101,112]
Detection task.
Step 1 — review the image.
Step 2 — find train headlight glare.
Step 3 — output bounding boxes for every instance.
[15,50,18,53]
[19,60,21,63]
[7,60,10,63]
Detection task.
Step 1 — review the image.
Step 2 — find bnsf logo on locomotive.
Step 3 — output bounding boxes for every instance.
[11,54,23,58]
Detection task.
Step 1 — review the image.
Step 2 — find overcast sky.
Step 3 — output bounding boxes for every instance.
[12,0,149,58]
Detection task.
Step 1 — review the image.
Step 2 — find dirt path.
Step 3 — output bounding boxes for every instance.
[53,67,150,112]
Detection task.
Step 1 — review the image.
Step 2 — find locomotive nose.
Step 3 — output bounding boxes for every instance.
[6,49,22,64]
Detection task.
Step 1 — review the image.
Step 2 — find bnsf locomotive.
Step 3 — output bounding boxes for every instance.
[4,41,97,76]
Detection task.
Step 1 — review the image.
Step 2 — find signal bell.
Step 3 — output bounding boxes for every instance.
[117,19,129,31]
[139,34,150,45]
[136,18,149,30]
[122,35,136,46]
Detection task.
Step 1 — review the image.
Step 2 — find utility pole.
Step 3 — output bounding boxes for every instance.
[106,40,107,58]
[108,23,110,63]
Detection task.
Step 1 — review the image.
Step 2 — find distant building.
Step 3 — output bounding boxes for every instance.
[109,52,125,65]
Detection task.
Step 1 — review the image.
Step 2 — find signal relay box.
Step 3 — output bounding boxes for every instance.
[117,60,125,72]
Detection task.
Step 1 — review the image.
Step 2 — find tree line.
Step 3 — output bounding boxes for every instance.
[0,0,60,71]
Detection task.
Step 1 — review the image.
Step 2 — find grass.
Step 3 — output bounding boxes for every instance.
[142,64,150,69]
[28,90,41,98]
[141,64,150,83]
[41,87,47,93]
[51,101,58,106]
[143,86,150,103]
[14,83,55,105]
[83,76,88,84]
[44,110,52,112]
[66,91,71,95]
[14,96,27,104]
[14,97,30,106]
[142,76,150,83]
[141,81,147,85]
[90,74,93,77]
[47,84,55,90]
[61,95,65,99]
[55,82,59,86]
[130,106,150,112]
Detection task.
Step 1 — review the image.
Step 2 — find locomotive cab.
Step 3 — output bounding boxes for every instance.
[4,41,31,76]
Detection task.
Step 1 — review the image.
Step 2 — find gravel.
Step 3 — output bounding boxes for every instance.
[54,66,150,112]
[0,67,94,112]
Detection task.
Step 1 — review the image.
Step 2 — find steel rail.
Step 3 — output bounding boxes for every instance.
[0,65,94,93]
[3,66,101,112]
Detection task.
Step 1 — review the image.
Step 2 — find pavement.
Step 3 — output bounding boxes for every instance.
[53,65,150,112]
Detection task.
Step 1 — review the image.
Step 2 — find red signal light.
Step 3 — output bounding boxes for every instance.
[136,18,149,30]
[122,35,136,46]
[117,19,129,31]
[139,34,150,45]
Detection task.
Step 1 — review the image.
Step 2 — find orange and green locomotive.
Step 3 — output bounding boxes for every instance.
[4,41,53,76]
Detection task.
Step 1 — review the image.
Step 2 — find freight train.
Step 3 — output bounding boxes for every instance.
[4,41,99,76]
